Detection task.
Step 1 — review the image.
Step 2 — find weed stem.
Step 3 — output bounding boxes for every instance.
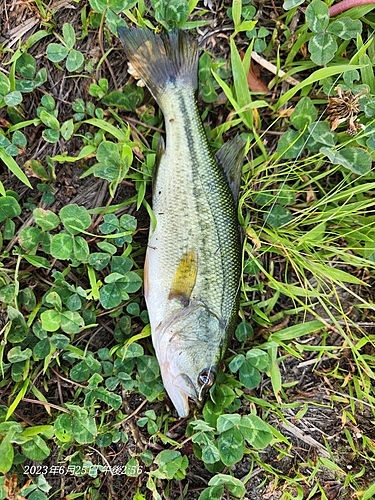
[329,0,375,16]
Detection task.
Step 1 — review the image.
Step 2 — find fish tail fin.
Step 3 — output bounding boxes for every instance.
[117,27,198,102]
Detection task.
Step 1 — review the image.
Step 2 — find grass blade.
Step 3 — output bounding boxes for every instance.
[0,149,32,188]
[275,64,362,109]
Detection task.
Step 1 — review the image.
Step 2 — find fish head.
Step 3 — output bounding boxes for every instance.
[154,304,225,417]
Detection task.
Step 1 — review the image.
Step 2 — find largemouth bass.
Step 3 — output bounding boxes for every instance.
[118,27,244,417]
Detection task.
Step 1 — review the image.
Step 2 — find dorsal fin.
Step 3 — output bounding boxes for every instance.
[215,135,245,203]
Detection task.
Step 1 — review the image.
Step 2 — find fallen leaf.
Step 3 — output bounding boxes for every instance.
[247,63,269,92]
[239,49,269,93]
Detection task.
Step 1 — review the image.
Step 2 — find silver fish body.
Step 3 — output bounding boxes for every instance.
[118,28,243,417]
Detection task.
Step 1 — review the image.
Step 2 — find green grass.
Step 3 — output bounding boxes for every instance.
[1,0,375,499]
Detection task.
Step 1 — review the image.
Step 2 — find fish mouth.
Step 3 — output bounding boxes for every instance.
[155,340,217,417]
[160,368,199,418]
[152,308,218,417]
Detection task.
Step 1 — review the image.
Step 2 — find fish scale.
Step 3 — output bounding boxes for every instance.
[152,88,239,323]
[118,27,244,417]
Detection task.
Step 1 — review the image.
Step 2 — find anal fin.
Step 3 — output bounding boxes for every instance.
[152,134,165,190]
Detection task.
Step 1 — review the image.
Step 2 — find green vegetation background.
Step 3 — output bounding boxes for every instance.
[1,0,375,498]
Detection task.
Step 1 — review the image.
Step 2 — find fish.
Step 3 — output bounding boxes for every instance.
[118,27,244,417]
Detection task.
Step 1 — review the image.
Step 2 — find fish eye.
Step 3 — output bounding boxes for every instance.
[198,368,216,388]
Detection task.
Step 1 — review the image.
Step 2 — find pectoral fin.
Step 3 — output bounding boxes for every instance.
[169,250,198,306]
[215,135,246,203]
